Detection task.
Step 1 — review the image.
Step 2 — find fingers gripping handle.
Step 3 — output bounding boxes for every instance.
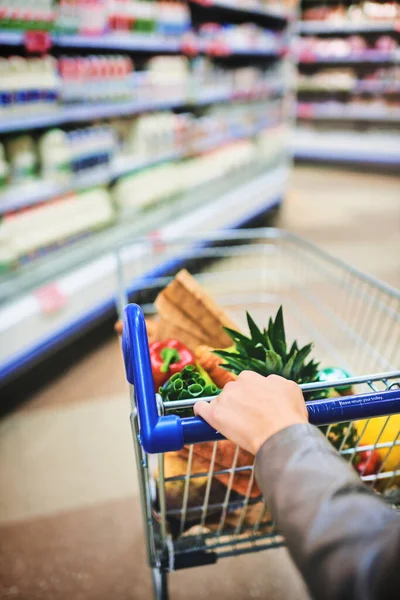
[123,304,400,454]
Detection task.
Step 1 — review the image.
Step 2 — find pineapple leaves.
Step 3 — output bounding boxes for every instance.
[246,312,266,346]
[271,306,286,359]
[292,343,313,379]
[282,351,297,379]
[215,307,319,386]
[264,350,283,374]
[223,327,252,345]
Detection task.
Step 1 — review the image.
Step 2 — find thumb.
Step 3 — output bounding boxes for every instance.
[194,400,214,425]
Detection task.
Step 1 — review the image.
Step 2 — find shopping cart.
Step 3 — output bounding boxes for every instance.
[118,229,400,600]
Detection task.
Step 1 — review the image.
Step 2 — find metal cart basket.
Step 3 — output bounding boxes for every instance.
[119,229,400,600]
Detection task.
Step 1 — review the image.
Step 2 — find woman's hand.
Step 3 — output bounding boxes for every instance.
[194,372,308,455]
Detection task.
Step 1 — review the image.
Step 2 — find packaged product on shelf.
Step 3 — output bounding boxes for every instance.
[0,56,60,117]
[113,139,257,213]
[127,112,182,160]
[157,1,191,37]
[0,0,56,31]
[39,129,72,182]
[56,0,80,34]
[0,143,9,190]
[6,135,38,184]
[68,126,118,174]
[59,55,134,104]
[0,187,115,269]
[146,56,190,100]
[197,22,281,53]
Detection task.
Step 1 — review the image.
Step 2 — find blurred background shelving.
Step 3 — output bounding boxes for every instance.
[0,0,295,383]
[293,0,400,166]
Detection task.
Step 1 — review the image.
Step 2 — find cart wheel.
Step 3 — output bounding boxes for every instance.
[152,568,169,600]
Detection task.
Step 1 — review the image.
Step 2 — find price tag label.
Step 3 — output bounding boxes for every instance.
[181,40,199,56]
[147,231,166,254]
[24,30,52,54]
[35,284,66,315]
[297,104,314,119]
[208,41,231,57]
[299,51,316,63]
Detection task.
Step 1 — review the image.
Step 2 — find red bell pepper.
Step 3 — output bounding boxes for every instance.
[150,339,196,390]
[355,450,382,476]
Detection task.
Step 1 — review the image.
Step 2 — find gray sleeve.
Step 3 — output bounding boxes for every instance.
[254,423,400,600]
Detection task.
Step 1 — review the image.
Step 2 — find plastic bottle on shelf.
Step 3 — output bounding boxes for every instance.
[57,0,80,34]
[8,57,27,115]
[7,135,38,184]
[79,0,108,36]
[133,1,156,34]
[0,59,11,118]
[39,56,60,111]
[39,129,71,182]
[0,143,9,190]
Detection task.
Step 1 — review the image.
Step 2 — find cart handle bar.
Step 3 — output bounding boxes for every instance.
[123,304,400,454]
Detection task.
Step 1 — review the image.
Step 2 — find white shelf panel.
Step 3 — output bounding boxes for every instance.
[292,128,400,165]
[297,50,399,64]
[0,163,289,381]
[297,104,400,122]
[190,0,290,21]
[298,20,399,35]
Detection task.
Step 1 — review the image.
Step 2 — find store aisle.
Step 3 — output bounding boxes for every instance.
[0,166,399,600]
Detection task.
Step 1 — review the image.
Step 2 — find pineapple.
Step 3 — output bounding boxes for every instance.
[214,307,358,454]
[214,307,321,389]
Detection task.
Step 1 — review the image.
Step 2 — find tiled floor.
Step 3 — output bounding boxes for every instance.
[0,165,399,600]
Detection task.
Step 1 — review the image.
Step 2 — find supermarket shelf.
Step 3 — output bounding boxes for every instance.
[54,33,182,52]
[0,29,182,52]
[0,30,26,45]
[0,120,275,214]
[189,0,290,22]
[297,104,400,122]
[298,50,399,64]
[0,98,185,134]
[0,27,285,57]
[0,81,285,135]
[298,81,400,95]
[0,158,162,214]
[298,20,400,35]
[0,163,288,382]
[292,129,400,166]
[194,38,285,57]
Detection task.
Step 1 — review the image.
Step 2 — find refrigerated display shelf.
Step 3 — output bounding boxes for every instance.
[298,20,400,35]
[0,83,286,135]
[292,129,400,165]
[0,162,288,382]
[55,32,182,52]
[298,81,400,94]
[189,0,290,22]
[0,27,286,56]
[298,50,399,64]
[297,105,400,122]
[0,98,186,135]
[0,30,182,52]
[0,119,278,214]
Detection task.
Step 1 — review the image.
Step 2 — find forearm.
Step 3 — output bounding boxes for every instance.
[255,424,400,600]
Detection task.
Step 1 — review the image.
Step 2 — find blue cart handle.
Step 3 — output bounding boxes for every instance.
[123,304,400,454]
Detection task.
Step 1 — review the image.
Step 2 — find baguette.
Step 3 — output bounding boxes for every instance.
[155,294,215,346]
[159,269,238,348]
